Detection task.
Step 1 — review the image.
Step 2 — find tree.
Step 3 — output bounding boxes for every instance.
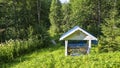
[49,0,62,38]
[61,3,71,33]
[99,0,120,52]
[0,0,51,46]
[69,0,100,36]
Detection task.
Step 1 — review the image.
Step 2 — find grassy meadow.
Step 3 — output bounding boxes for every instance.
[0,45,120,68]
[0,0,120,68]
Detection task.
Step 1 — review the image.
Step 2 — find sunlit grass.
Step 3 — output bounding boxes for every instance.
[1,45,120,68]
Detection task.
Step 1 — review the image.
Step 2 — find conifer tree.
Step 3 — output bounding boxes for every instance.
[49,0,62,38]
[61,3,71,33]
[99,1,120,52]
[69,0,98,36]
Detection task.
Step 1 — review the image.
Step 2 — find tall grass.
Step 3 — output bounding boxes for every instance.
[3,45,120,68]
[0,37,41,62]
[1,41,120,68]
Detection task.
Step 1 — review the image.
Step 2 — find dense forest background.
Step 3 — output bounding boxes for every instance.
[0,0,120,61]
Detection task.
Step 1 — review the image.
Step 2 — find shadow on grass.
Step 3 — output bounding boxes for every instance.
[0,44,63,68]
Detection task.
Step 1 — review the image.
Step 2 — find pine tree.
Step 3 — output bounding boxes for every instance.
[99,1,120,52]
[61,3,71,33]
[69,0,99,36]
[49,0,62,38]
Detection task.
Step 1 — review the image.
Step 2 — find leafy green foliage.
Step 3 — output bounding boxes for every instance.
[0,46,120,68]
[60,3,71,33]
[99,2,120,52]
[1,0,120,67]
[0,0,51,41]
[63,0,102,37]
[0,37,42,62]
[49,0,62,38]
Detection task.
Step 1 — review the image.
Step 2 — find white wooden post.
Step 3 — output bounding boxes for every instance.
[65,40,68,56]
[89,40,91,48]
[87,40,91,54]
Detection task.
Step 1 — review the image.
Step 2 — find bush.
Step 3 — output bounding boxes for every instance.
[97,36,120,52]
[0,37,42,62]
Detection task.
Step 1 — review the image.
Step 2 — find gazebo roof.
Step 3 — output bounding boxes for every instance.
[60,26,97,40]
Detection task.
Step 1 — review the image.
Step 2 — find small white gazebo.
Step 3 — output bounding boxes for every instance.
[60,26,97,56]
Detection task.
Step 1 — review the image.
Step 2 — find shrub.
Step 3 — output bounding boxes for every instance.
[0,37,42,62]
[98,36,120,52]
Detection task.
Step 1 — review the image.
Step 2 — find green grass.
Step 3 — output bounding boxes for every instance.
[0,45,120,68]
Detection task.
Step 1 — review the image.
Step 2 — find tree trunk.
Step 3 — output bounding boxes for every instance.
[37,0,41,24]
[97,0,101,37]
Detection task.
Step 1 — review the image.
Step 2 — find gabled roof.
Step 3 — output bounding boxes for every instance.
[60,26,97,40]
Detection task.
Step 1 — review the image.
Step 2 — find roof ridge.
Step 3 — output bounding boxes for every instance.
[60,26,97,40]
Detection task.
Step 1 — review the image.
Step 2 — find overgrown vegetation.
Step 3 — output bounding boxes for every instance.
[0,0,120,67]
[0,46,120,68]
[0,0,51,62]
[0,37,42,62]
